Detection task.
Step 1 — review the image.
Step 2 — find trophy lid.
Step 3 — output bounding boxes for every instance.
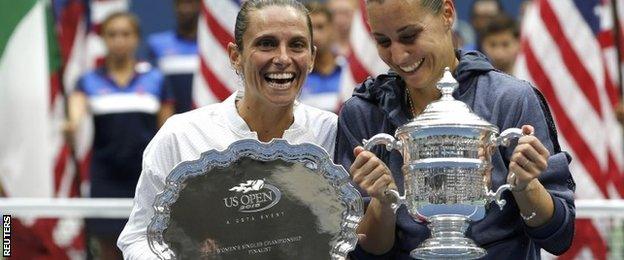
[397,67,498,135]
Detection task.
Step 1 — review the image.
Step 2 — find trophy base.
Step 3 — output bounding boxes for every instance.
[410,214,486,259]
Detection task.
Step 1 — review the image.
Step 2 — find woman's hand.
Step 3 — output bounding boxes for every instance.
[350,146,397,204]
[350,147,399,254]
[62,120,78,146]
[507,125,550,192]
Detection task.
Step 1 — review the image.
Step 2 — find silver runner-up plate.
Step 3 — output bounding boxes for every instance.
[147,139,363,260]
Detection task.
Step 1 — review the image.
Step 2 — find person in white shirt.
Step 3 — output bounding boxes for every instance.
[117,1,337,258]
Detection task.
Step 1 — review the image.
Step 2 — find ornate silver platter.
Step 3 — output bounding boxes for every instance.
[147,139,363,260]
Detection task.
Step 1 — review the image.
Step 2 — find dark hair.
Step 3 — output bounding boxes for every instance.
[234,0,313,51]
[100,11,141,36]
[470,0,503,18]
[479,14,519,42]
[305,2,333,22]
[366,0,444,14]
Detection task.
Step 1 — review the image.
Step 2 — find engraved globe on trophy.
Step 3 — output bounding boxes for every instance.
[363,68,523,259]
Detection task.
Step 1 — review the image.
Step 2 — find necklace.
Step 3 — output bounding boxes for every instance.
[405,87,417,118]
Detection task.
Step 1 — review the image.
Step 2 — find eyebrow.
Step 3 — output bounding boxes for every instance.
[254,31,308,39]
[372,24,420,37]
[372,32,386,38]
[290,35,308,41]
[397,24,419,33]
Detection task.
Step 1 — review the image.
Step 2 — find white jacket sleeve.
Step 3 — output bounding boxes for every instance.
[117,120,180,260]
[117,165,164,259]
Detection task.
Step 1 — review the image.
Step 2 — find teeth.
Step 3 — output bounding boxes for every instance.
[400,58,424,73]
[267,82,291,89]
[266,73,295,80]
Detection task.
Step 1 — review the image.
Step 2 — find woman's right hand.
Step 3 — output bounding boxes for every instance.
[62,120,78,145]
[64,91,88,146]
[350,146,397,205]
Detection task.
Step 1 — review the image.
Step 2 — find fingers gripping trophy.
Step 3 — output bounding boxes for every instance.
[363,68,525,259]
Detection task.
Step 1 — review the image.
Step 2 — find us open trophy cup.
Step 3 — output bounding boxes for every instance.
[364,68,523,259]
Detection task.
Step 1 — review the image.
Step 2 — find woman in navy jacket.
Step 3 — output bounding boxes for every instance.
[334,0,575,259]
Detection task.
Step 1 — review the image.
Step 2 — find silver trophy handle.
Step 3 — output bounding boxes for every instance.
[363,133,403,152]
[385,189,407,213]
[487,127,530,209]
[485,184,512,210]
[362,134,405,212]
[492,128,523,147]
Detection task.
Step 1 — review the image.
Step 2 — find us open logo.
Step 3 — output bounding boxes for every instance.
[223,180,282,213]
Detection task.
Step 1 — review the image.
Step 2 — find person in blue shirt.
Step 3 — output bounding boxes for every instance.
[64,12,174,259]
[335,0,575,259]
[479,14,520,75]
[146,0,200,113]
[300,2,346,112]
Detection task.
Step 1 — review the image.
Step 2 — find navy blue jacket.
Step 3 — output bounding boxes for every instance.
[335,50,576,259]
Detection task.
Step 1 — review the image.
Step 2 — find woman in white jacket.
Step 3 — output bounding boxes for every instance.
[117,1,337,258]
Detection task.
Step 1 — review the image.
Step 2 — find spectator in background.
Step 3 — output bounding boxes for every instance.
[617,103,624,125]
[480,14,520,75]
[64,12,174,259]
[147,0,200,113]
[452,12,477,50]
[519,0,533,23]
[327,0,357,57]
[471,0,504,49]
[300,2,348,112]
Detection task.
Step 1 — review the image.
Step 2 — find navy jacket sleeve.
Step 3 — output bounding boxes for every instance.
[497,82,576,255]
[335,99,400,259]
[335,97,381,201]
[335,99,363,171]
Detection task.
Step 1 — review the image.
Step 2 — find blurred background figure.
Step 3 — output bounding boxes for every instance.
[300,2,348,112]
[64,12,173,259]
[147,0,200,114]
[518,0,533,23]
[327,0,357,57]
[616,103,624,126]
[470,0,504,49]
[480,14,520,74]
[452,12,478,50]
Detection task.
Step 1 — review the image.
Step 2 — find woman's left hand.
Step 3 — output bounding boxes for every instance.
[507,125,550,192]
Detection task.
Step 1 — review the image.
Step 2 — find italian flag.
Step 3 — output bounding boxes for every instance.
[0,0,61,198]
[0,1,85,258]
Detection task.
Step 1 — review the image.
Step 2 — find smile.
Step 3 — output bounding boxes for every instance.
[264,72,296,89]
[399,58,424,73]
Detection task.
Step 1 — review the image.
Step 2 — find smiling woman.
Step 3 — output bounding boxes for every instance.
[116,1,339,259]
[335,0,576,259]
[227,1,317,141]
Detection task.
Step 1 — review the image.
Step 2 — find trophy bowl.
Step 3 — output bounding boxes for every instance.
[363,68,523,259]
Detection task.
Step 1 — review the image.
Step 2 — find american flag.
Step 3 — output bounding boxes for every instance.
[348,0,389,82]
[515,0,624,259]
[192,0,388,109]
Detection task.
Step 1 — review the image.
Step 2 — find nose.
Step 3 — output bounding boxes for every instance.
[390,43,410,66]
[273,45,292,69]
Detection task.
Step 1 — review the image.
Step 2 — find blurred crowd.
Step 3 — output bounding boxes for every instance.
[65,0,533,258]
